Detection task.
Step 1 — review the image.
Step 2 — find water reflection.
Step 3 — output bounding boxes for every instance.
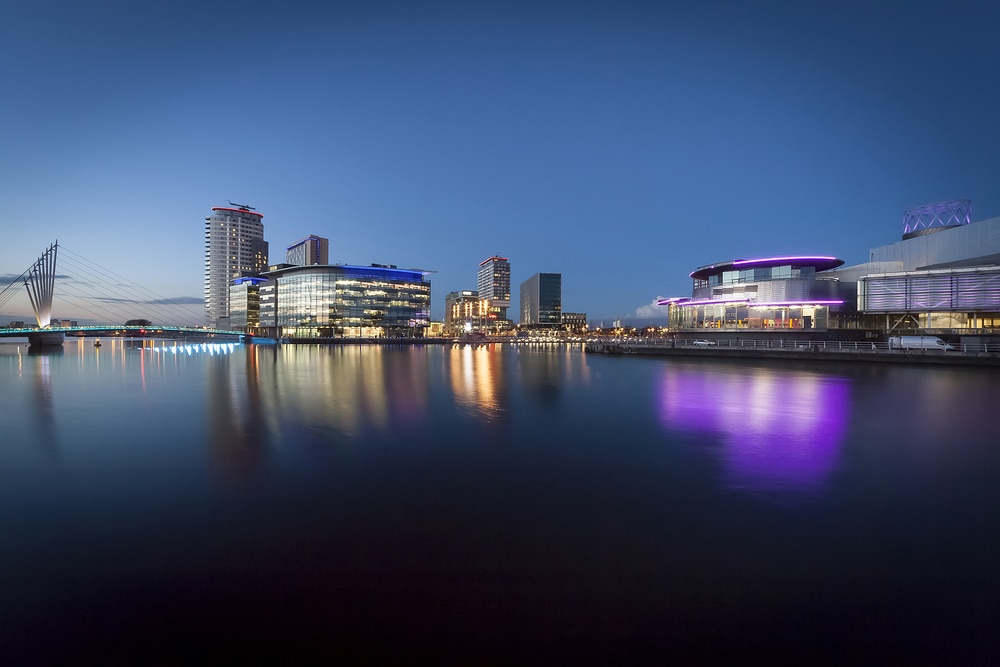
[0,343,59,450]
[447,344,509,422]
[205,345,269,479]
[658,365,850,496]
[31,353,58,450]
[148,342,239,356]
[255,345,431,441]
[517,345,564,410]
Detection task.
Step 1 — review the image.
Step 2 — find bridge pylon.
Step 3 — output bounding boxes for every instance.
[25,242,58,329]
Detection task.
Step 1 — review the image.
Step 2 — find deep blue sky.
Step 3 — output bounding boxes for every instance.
[2,1,999,324]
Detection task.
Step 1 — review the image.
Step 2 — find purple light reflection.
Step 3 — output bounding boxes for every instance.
[658,366,850,496]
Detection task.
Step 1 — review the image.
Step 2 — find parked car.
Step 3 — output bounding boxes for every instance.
[691,339,716,346]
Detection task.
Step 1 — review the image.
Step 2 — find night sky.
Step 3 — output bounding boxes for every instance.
[2,1,999,324]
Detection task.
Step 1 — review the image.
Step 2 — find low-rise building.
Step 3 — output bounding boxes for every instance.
[445,290,483,336]
[561,312,588,334]
[660,256,848,332]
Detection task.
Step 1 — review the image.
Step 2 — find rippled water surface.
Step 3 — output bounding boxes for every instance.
[1,339,998,662]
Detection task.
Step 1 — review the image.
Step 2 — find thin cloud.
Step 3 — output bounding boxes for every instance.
[93,296,202,305]
[150,297,202,305]
[635,298,669,319]
[1,273,71,282]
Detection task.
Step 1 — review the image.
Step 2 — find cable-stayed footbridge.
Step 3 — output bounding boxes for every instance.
[1,242,241,347]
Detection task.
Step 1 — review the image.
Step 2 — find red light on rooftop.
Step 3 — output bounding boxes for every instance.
[211,207,264,218]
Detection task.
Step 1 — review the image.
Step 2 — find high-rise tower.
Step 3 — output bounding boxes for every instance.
[204,203,268,328]
[477,255,511,326]
[519,272,561,327]
[477,255,510,303]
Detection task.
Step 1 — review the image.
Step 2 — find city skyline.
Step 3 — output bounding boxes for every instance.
[3,1,1000,324]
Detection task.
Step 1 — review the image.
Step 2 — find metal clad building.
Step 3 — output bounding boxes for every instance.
[870,215,1000,271]
[857,214,1000,330]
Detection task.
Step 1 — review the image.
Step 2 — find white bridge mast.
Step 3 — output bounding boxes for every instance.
[24,242,58,328]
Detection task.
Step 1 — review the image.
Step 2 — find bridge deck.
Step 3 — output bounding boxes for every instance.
[0,325,242,337]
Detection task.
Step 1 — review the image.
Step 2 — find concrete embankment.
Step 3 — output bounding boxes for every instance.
[585,341,1000,367]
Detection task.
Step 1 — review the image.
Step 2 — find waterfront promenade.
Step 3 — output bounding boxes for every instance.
[586,336,1000,367]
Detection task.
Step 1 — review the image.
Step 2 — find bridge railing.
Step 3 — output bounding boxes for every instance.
[589,336,1000,355]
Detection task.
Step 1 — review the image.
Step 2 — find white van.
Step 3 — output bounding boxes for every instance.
[887,336,955,351]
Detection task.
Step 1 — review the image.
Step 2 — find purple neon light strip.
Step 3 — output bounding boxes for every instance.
[670,298,843,307]
[755,299,843,306]
[731,255,838,266]
[690,256,841,277]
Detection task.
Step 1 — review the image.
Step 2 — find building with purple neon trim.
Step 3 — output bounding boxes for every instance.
[655,199,1000,335]
[659,255,851,331]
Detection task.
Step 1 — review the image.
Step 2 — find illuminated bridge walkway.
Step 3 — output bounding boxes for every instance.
[1,242,241,347]
[0,324,243,342]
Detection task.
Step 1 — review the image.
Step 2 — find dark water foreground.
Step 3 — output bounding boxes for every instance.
[1,339,998,663]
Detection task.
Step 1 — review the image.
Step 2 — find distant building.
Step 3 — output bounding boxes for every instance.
[445,290,484,336]
[259,282,277,330]
[204,204,268,329]
[561,312,588,334]
[286,235,329,266]
[245,263,431,338]
[477,256,511,328]
[520,273,562,327]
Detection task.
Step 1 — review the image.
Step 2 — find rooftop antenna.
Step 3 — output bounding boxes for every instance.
[228,201,256,211]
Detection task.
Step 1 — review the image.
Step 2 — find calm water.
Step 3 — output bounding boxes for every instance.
[1,339,998,662]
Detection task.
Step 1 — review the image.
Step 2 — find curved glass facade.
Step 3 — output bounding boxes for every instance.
[662,257,847,331]
[671,300,832,330]
[266,265,430,338]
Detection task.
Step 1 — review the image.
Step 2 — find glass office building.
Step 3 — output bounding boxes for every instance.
[258,264,431,338]
[229,277,266,331]
[520,273,562,327]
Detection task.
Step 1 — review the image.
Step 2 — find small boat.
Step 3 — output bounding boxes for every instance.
[94,339,102,348]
